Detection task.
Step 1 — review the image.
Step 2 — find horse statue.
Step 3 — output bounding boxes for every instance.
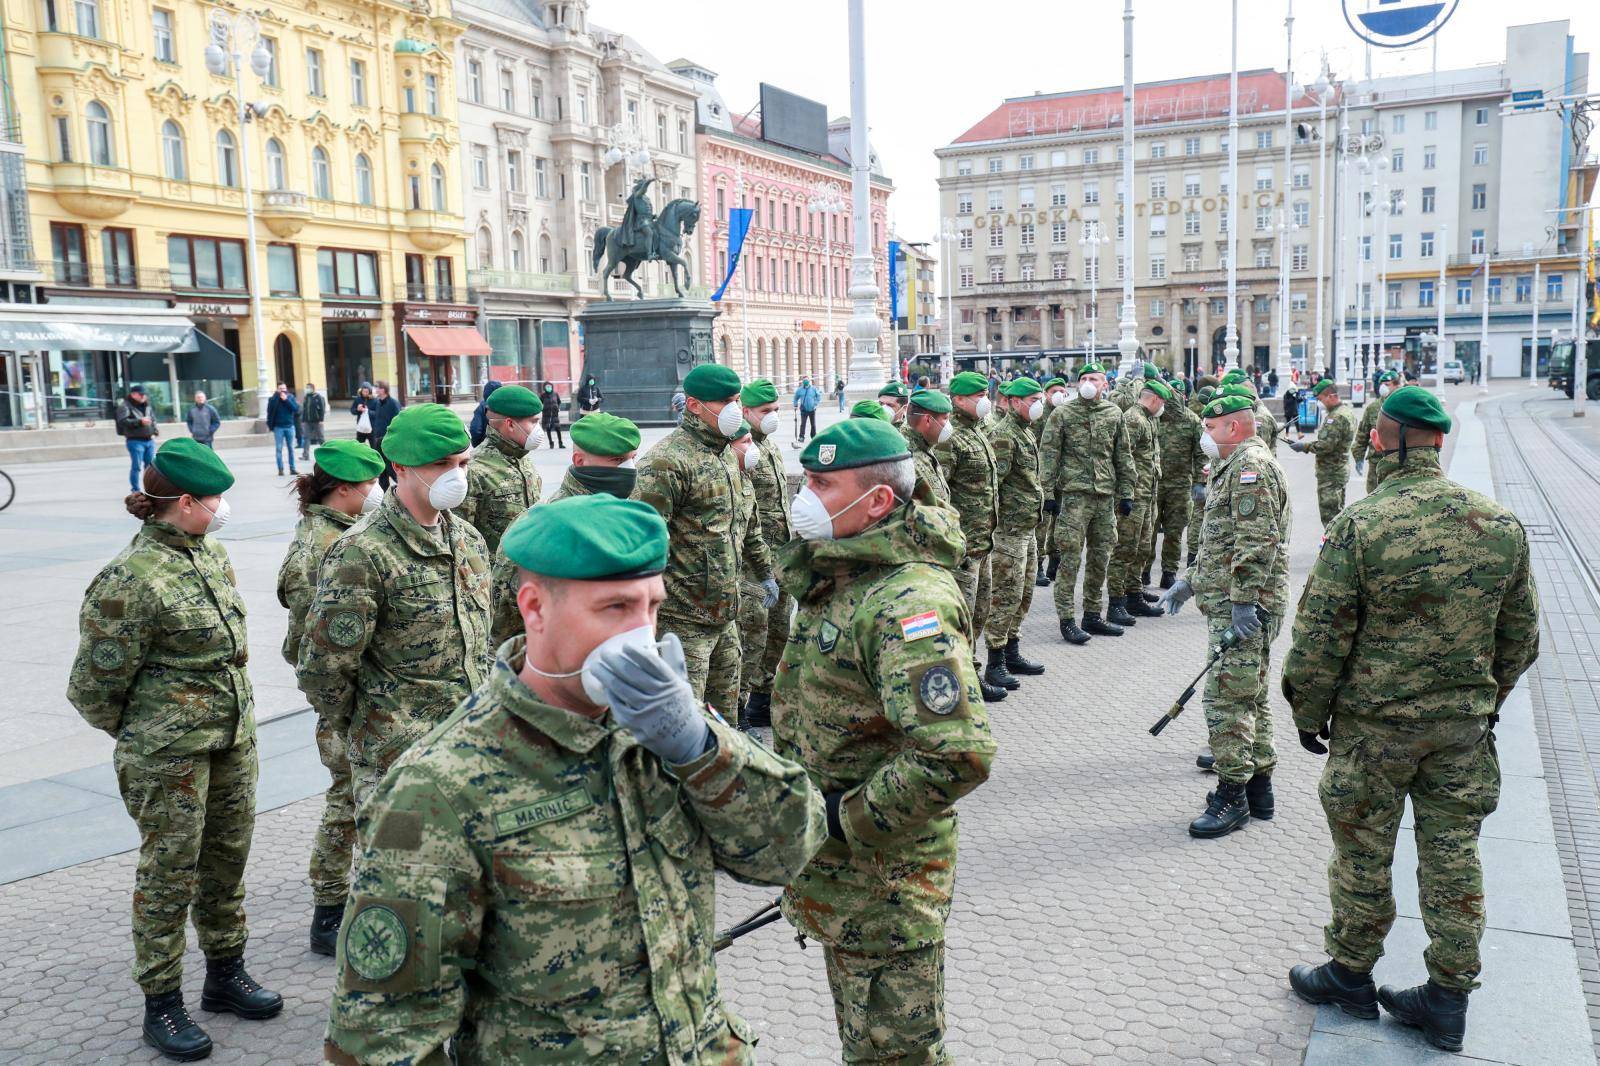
[592,197,701,300]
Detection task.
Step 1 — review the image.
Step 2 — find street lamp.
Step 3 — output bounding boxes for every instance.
[1275,0,1295,388]
[843,0,885,397]
[808,179,848,388]
[937,217,960,382]
[1080,224,1111,363]
[1115,0,1140,377]
[1306,65,1334,373]
[1376,188,1406,378]
[1223,0,1241,374]
[602,122,653,186]
[205,10,274,412]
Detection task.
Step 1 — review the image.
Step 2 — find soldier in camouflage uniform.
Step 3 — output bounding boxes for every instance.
[1220,370,1280,452]
[1159,392,1290,838]
[728,421,770,718]
[774,419,996,1065]
[297,405,493,810]
[1108,378,1171,626]
[635,363,775,722]
[276,440,385,958]
[1111,361,1160,411]
[740,380,793,730]
[1288,378,1357,526]
[902,388,953,504]
[1151,380,1207,586]
[1351,370,1400,494]
[1190,382,1217,418]
[69,439,281,1060]
[981,377,1048,692]
[938,371,1006,704]
[325,494,827,1064]
[1038,361,1134,645]
[459,384,543,554]
[878,379,910,424]
[1033,377,1070,586]
[1285,387,1540,1053]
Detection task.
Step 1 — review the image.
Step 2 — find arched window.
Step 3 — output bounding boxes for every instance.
[85,101,113,165]
[475,227,493,270]
[265,138,286,191]
[215,130,238,187]
[160,120,185,180]
[311,146,332,200]
[509,229,525,272]
[538,233,552,273]
[354,153,373,205]
[430,162,446,210]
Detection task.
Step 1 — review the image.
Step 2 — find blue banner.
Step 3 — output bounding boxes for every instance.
[888,240,901,322]
[711,208,754,302]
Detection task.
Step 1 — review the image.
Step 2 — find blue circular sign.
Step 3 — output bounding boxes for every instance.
[1342,0,1461,49]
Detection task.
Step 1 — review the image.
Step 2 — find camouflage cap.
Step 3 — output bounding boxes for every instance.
[801,418,911,471]
[1381,385,1452,433]
[850,399,892,421]
[381,404,470,466]
[484,384,541,417]
[152,437,234,497]
[740,378,778,406]
[948,371,989,396]
[501,495,668,580]
[1142,379,1175,402]
[1000,377,1043,397]
[314,439,385,483]
[568,411,641,456]
[1078,361,1107,379]
[682,363,741,401]
[908,389,953,414]
[1202,393,1256,419]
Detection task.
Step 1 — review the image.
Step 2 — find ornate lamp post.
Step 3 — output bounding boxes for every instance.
[938,217,960,382]
[1080,225,1112,364]
[1308,65,1333,373]
[1275,0,1294,386]
[1115,0,1140,378]
[1222,0,1241,374]
[808,179,848,386]
[602,122,653,187]
[843,0,884,397]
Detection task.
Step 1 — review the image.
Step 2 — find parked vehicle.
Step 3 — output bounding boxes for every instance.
[1548,339,1600,401]
[1441,360,1466,385]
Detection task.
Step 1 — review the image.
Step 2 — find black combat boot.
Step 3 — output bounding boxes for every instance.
[1035,559,1050,587]
[1140,589,1162,604]
[200,956,283,1020]
[1196,749,1216,771]
[1004,638,1045,675]
[143,991,213,1061]
[309,903,343,957]
[1128,592,1164,617]
[744,691,772,729]
[1106,596,1138,627]
[978,674,1008,702]
[1082,612,1123,637]
[1378,981,1470,1053]
[1046,555,1061,582]
[1186,550,1197,568]
[1143,564,1154,587]
[1160,570,1177,589]
[1188,780,1249,838]
[1289,960,1378,1019]
[983,647,1021,690]
[1207,774,1274,820]
[1060,618,1090,645]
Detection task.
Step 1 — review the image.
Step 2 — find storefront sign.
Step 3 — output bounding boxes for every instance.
[180,301,250,317]
[400,304,477,324]
[324,305,383,320]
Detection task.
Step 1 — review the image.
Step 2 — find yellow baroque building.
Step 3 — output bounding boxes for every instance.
[6,0,483,423]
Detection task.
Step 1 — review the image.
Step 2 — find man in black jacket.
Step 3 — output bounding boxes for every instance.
[265,382,300,476]
[298,383,327,460]
[115,384,159,491]
[368,381,402,489]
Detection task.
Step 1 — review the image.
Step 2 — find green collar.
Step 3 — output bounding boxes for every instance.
[308,503,358,528]
[492,639,613,755]
[486,425,527,461]
[952,405,985,428]
[681,411,730,452]
[776,500,965,600]
[569,464,637,498]
[1373,446,1443,481]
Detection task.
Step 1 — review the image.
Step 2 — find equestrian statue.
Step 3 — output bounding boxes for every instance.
[592,176,701,300]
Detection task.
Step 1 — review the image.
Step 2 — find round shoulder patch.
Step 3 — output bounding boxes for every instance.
[345,903,409,982]
[327,610,365,648]
[90,638,125,671]
[918,665,962,716]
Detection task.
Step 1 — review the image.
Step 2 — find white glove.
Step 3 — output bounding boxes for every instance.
[760,577,780,610]
[1158,578,1193,616]
[1354,458,1365,476]
[588,632,712,766]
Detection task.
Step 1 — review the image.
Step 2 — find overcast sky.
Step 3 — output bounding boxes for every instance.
[591,0,1599,243]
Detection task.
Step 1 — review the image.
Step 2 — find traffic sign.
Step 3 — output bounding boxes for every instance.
[1341,0,1460,50]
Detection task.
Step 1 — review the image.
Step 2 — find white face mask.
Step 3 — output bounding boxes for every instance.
[1200,432,1222,460]
[1079,381,1099,400]
[880,401,898,419]
[422,466,469,511]
[1049,391,1068,407]
[1378,383,1393,397]
[1150,403,1165,419]
[520,421,542,453]
[1026,399,1045,422]
[618,458,637,470]
[524,622,660,708]
[199,497,231,534]
[739,446,758,471]
[973,396,993,420]
[792,483,891,542]
[935,420,954,445]
[758,411,780,437]
[360,485,384,513]
[714,401,743,438]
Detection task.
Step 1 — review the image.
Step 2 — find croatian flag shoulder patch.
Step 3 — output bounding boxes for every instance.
[1239,471,1259,484]
[900,611,942,642]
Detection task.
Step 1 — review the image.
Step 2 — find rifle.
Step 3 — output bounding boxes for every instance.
[713,897,784,953]
[1146,606,1269,736]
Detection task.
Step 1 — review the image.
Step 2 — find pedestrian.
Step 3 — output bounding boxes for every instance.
[941,371,1006,703]
[1159,390,1291,837]
[1108,378,1173,625]
[1152,378,1207,587]
[350,382,375,445]
[635,363,775,723]
[773,418,995,1065]
[835,376,846,411]
[901,387,953,504]
[367,381,401,490]
[461,384,543,554]
[1038,361,1133,645]
[265,381,300,476]
[115,384,159,493]
[1267,366,1279,397]
[794,375,821,440]
[296,404,492,808]
[185,391,220,448]
[539,381,564,448]
[467,379,501,447]
[877,380,909,424]
[68,439,282,1060]
[670,385,687,425]
[298,382,326,460]
[274,439,384,959]
[1288,378,1357,527]
[1351,370,1400,494]
[982,376,1048,693]
[574,372,604,417]
[1281,382,1301,433]
[1284,386,1540,1053]
[738,379,792,731]
[323,494,826,1063]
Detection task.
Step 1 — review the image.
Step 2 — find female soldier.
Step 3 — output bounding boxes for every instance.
[540,379,565,449]
[275,439,384,959]
[67,438,282,1061]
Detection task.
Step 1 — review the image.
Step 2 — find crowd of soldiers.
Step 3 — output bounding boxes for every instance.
[65,355,1538,1062]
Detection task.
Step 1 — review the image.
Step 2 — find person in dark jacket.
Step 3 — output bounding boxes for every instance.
[265,382,300,476]
[116,384,159,492]
[185,391,222,447]
[575,374,603,418]
[350,383,375,445]
[298,383,327,460]
[367,381,402,488]
[540,381,565,448]
[469,379,502,447]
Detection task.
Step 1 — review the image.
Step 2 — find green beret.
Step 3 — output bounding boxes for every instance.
[683,363,741,402]
[1170,378,1190,394]
[569,412,641,456]
[1220,369,1247,385]
[1217,383,1256,400]
[1143,379,1175,402]
[1310,378,1337,397]
[948,371,989,396]
[877,381,909,400]
[381,403,470,466]
[908,389,953,414]
[485,384,541,417]
[152,437,234,497]
[850,399,892,421]
[1077,361,1107,379]
[1045,377,1068,389]
[1143,362,1160,380]
[1202,394,1256,419]
[1381,385,1452,433]
[740,378,778,406]
[1197,386,1217,402]
[501,495,668,580]
[800,418,911,471]
[1000,377,1043,397]
[314,439,385,483]
[1376,370,1400,384]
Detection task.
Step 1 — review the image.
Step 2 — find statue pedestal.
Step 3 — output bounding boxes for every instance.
[578,298,720,426]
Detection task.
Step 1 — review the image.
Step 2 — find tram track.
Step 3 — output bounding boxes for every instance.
[1493,396,1600,609]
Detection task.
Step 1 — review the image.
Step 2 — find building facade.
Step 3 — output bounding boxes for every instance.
[893,236,938,364]
[455,0,698,401]
[674,60,893,391]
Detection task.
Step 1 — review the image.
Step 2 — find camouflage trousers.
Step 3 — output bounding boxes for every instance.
[985,532,1037,650]
[1152,483,1194,574]
[1320,716,1500,991]
[114,738,258,993]
[753,587,792,697]
[1052,492,1115,618]
[824,944,951,1065]
[1109,495,1156,597]
[1201,609,1279,785]
[736,579,769,704]
[1316,471,1346,527]
[308,716,356,907]
[953,554,993,652]
[1036,497,1059,562]
[661,616,741,723]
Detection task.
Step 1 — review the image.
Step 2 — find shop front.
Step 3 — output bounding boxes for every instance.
[483,316,574,391]
[322,303,385,401]
[174,297,246,416]
[394,301,489,404]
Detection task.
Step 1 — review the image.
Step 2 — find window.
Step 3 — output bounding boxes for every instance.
[1423,145,1436,169]
[1254,245,1271,268]
[1019,153,1034,170]
[215,130,237,186]
[1051,150,1066,167]
[354,154,373,205]
[1149,142,1167,160]
[1488,276,1502,304]
[1151,297,1166,317]
[1020,261,1035,281]
[1018,186,1035,209]
[1183,173,1201,197]
[316,248,379,297]
[1209,297,1226,316]
[1181,209,1199,236]
[1474,106,1489,126]
[1456,279,1473,305]
[1150,254,1166,280]
[471,145,488,189]
[267,244,298,295]
[1083,148,1099,165]
[408,174,421,209]
[989,262,1004,283]
[1219,208,1228,234]
[1019,222,1035,248]
[956,159,973,176]
[465,59,482,103]
[530,79,543,118]
[350,59,367,106]
[959,228,973,250]
[1052,259,1068,280]
[160,120,185,179]
[260,37,278,86]
[1472,143,1488,166]
[1256,130,1273,150]
[1419,279,1434,307]
[1471,183,1487,210]
[534,157,547,198]
[152,8,174,62]
[434,257,453,301]
[1253,295,1271,315]
[1083,181,1098,205]
[1388,232,1401,259]
[1291,292,1308,312]
[1254,165,1272,191]
[168,235,247,291]
[956,192,973,215]
[311,146,331,199]
[1470,229,1485,255]
[579,161,591,201]
[1387,281,1402,309]
[1360,117,1374,135]
[101,227,134,286]
[74,0,99,37]
[1149,175,1166,199]
[500,69,515,111]
[1548,273,1564,302]
[959,267,973,288]
[54,115,72,161]
[1390,113,1406,134]
[1419,231,1434,258]
[265,138,286,190]
[781,202,790,229]
[1084,257,1098,283]
[1424,109,1438,130]
[1115,256,1126,281]
[425,74,440,115]
[537,234,552,273]
[85,101,112,165]
[1050,183,1067,206]
[1391,149,1404,173]
[1292,244,1308,271]
[1292,164,1309,190]
[430,163,446,209]
[987,157,1002,173]
[1292,200,1309,228]
[1051,220,1067,244]
[1255,206,1271,231]
[50,222,87,283]
[1183,247,1200,271]
[505,148,522,192]
[1515,274,1532,303]
[989,225,1004,249]
[1420,186,1435,214]
[1360,235,1371,261]
[1149,214,1166,237]
[678,118,688,155]
[987,189,1003,212]
[1183,136,1200,156]
[307,48,325,97]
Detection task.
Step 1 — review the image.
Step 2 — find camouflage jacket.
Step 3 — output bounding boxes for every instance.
[1110,380,1140,411]
[772,501,995,953]
[1253,402,1280,452]
[988,410,1044,536]
[747,426,792,550]
[1120,403,1163,500]
[1352,400,1384,467]
[68,521,253,756]
[636,416,771,627]
[324,641,827,1066]
[1157,403,1207,489]
[936,407,999,558]
[460,427,542,554]
[1303,401,1355,476]
[902,423,951,506]
[1189,437,1291,617]
[276,505,356,668]
[729,451,763,583]
[1038,395,1133,498]
[296,492,492,769]
[1283,450,1540,732]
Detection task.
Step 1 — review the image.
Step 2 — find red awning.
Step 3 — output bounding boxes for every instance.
[406,326,492,357]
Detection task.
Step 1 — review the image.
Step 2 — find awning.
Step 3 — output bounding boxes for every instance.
[0,308,202,352]
[128,331,239,381]
[406,326,492,357]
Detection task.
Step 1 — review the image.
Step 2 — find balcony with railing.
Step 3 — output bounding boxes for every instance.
[43,260,172,290]
[259,190,312,239]
[395,282,468,305]
[466,269,579,298]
